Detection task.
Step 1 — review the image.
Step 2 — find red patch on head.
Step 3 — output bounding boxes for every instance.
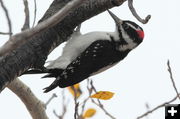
[136,30,144,39]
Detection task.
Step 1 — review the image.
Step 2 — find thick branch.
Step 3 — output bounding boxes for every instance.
[0,0,125,92]
[0,0,85,57]
[7,78,48,119]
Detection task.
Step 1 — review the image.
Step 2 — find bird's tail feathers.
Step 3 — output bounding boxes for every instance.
[42,69,63,78]
[43,77,60,93]
[42,73,57,78]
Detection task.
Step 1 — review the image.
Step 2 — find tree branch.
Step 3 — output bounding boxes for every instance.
[45,93,57,107]
[0,0,86,57]
[53,90,69,119]
[137,94,180,119]
[72,86,80,119]
[167,60,180,100]
[0,0,12,36]
[137,60,180,119]
[7,78,48,119]
[0,0,126,92]
[21,0,30,30]
[0,31,12,35]
[32,0,37,27]
[128,0,151,24]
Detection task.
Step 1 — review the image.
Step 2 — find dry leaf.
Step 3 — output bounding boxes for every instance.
[83,108,96,118]
[67,83,82,98]
[90,91,114,100]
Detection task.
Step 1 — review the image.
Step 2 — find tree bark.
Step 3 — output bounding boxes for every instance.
[0,0,126,92]
[7,78,48,119]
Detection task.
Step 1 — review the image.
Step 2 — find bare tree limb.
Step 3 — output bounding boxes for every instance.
[32,0,37,27]
[22,0,30,31]
[167,60,180,100]
[137,94,180,119]
[0,0,12,36]
[5,4,47,119]
[128,0,151,24]
[0,0,86,57]
[7,78,48,119]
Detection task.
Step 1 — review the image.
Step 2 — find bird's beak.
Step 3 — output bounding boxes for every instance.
[107,10,123,25]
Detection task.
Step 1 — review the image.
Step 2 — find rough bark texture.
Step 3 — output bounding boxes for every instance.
[7,78,48,119]
[0,0,126,92]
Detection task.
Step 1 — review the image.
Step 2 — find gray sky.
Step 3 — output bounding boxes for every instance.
[0,0,180,119]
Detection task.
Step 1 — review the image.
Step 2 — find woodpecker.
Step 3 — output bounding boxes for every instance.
[24,10,144,93]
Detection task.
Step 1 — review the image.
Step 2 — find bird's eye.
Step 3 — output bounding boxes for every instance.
[123,24,129,29]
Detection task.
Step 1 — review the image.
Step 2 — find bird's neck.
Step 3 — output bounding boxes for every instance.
[109,29,138,51]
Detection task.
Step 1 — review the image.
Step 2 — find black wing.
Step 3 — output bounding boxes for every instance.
[43,40,130,92]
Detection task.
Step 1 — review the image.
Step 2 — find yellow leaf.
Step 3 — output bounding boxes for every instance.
[73,83,80,89]
[90,91,114,100]
[83,108,96,118]
[67,84,82,98]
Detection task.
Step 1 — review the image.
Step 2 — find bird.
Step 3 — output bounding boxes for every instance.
[23,10,144,93]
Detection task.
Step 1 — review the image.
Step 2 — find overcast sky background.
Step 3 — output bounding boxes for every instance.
[0,0,180,119]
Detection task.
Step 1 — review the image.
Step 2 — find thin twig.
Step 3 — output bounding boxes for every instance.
[145,103,150,119]
[0,32,12,35]
[45,93,57,107]
[22,0,30,30]
[59,90,68,119]
[90,80,116,119]
[128,0,151,24]
[32,0,37,27]
[72,86,80,119]
[53,90,68,119]
[0,0,12,37]
[137,94,179,119]
[145,103,150,111]
[167,60,180,100]
[137,60,180,119]
[80,97,89,118]
[80,80,92,116]
[53,110,60,118]
[59,90,67,119]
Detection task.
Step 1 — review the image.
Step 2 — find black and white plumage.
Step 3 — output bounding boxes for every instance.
[24,10,144,93]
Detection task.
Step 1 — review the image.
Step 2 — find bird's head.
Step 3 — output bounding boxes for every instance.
[108,10,144,51]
